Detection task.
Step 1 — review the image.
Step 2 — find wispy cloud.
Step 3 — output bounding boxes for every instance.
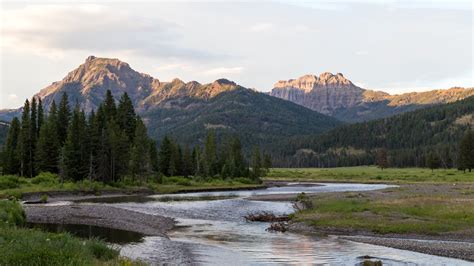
[201,66,244,76]
[0,4,223,61]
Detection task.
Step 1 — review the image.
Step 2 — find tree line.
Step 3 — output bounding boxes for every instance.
[1,90,270,182]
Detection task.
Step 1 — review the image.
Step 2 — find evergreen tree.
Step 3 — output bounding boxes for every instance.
[117,92,137,141]
[182,145,192,177]
[130,119,150,181]
[2,118,21,175]
[35,102,60,174]
[192,146,202,177]
[62,105,88,181]
[376,148,388,170]
[458,130,474,172]
[103,90,116,121]
[203,131,217,177]
[107,119,129,182]
[18,99,32,177]
[263,153,272,174]
[158,136,173,176]
[29,97,38,176]
[251,146,262,179]
[57,93,71,145]
[229,136,245,177]
[149,140,159,174]
[37,98,44,137]
[426,152,440,172]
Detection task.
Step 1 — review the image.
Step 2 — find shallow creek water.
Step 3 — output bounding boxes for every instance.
[50,183,473,265]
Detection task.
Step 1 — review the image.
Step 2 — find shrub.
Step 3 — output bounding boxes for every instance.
[0,175,21,190]
[40,194,48,203]
[0,200,26,226]
[87,240,119,260]
[31,172,59,185]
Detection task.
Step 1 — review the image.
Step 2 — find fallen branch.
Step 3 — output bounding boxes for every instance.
[266,222,288,232]
[244,211,290,222]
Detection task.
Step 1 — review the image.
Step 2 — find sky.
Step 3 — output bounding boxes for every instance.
[0,0,473,109]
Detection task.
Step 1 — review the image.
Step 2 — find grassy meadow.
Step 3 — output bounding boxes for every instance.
[275,167,474,236]
[267,166,474,183]
[292,183,474,236]
[0,172,263,199]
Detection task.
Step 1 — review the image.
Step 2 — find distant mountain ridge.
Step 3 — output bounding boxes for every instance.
[34,56,242,114]
[270,73,474,122]
[0,56,341,151]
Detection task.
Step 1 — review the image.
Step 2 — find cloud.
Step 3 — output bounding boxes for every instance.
[0,4,222,61]
[8,94,18,101]
[201,66,244,76]
[248,23,274,32]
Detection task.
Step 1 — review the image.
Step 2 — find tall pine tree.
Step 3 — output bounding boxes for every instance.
[57,93,71,145]
[35,101,60,174]
[2,118,21,175]
[18,99,32,177]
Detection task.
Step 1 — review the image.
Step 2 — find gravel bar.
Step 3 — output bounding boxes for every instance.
[342,235,474,262]
[24,204,175,237]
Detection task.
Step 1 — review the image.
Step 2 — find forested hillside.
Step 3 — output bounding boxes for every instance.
[143,87,341,153]
[273,96,474,168]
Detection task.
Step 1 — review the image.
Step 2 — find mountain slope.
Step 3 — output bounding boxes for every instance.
[275,96,474,167]
[143,87,341,150]
[270,73,474,122]
[0,56,341,152]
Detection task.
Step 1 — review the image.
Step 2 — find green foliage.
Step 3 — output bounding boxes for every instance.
[40,194,48,203]
[0,200,26,226]
[143,88,341,158]
[1,118,20,175]
[267,167,474,183]
[0,175,22,190]
[31,172,59,185]
[0,227,119,265]
[458,129,474,172]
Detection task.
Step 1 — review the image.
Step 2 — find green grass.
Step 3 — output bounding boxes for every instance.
[267,166,474,183]
[293,185,474,235]
[0,172,263,199]
[0,200,122,265]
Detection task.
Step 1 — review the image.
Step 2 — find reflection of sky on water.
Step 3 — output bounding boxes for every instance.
[114,183,470,265]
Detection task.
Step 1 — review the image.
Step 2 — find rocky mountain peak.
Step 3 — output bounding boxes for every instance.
[273,72,357,93]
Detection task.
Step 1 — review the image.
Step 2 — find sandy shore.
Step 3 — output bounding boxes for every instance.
[25,204,175,237]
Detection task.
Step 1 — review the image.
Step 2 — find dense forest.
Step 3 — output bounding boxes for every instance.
[0,91,269,182]
[272,96,474,169]
[142,88,341,156]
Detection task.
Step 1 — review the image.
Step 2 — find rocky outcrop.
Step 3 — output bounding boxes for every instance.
[270,73,474,122]
[34,56,240,113]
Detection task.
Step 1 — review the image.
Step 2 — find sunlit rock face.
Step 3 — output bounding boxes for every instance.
[34,56,240,113]
[270,72,473,122]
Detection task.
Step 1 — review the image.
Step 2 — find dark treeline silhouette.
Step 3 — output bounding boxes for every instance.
[1,90,269,182]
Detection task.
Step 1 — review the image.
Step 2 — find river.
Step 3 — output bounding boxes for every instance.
[34,183,472,265]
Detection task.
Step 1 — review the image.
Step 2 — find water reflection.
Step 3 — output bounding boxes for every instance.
[27,223,144,244]
[112,183,470,265]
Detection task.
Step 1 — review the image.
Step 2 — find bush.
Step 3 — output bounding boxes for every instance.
[31,172,59,185]
[87,240,119,260]
[0,175,21,190]
[40,194,48,203]
[233,177,258,184]
[0,228,119,265]
[0,200,26,226]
